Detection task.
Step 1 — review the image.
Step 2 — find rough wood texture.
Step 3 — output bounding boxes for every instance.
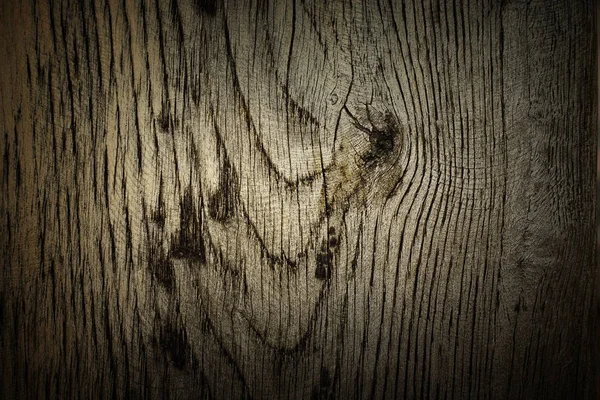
[0,0,596,398]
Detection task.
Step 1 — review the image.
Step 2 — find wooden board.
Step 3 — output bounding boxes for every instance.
[0,0,596,398]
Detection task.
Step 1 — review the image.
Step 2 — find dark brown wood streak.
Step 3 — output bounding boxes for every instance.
[0,0,596,399]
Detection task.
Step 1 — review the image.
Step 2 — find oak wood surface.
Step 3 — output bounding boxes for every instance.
[0,0,596,398]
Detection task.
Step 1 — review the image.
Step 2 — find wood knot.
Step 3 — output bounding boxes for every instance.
[341,105,402,167]
[324,106,405,210]
[363,110,401,165]
[364,127,395,164]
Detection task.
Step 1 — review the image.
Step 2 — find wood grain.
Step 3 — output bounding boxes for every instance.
[0,0,596,398]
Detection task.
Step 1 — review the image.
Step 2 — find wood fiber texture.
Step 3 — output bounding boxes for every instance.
[0,0,597,398]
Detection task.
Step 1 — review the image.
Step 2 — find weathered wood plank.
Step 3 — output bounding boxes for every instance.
[0,0,596,398]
